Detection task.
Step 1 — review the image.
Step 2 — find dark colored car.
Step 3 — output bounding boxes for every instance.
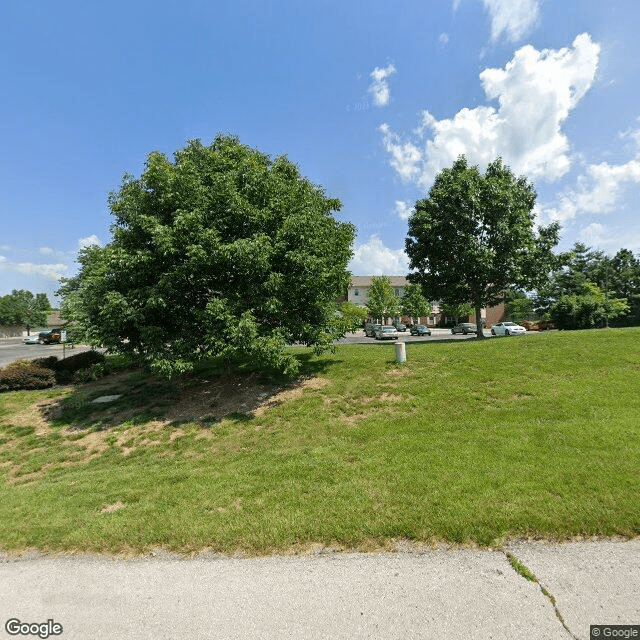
[409,324,431,336]
[38,328,62,344]
[392,321,407,332]
[451,323,477,335]
[365,323,383,337]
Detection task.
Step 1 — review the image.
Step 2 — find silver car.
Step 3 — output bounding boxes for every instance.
[375,326,399,340]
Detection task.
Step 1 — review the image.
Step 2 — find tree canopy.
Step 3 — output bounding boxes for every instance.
[535,242,637,328]
[365,276,402,321]
[405,156,559,337]
[401,283,432,322]
[337,301,368,333]
[59,135,355,378]
[0,290,51,332]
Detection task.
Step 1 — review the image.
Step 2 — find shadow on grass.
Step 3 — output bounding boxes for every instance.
[294,353,343,377]
[42,371,181,432]
[41,351,343,432]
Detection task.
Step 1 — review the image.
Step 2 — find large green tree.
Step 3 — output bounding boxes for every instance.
[365,276,402,322]
[405,156,559,338]
[401,283,432,324]
[59,135,355,378]
[0,290,51,334]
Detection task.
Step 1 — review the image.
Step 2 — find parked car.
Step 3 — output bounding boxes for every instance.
[451,323,477,335]
[409,324,431,336]
[491,321,526,336]
[23,334,42,345]
[38,328,62,344]
[392,321,407,332]
[375,326,399,340]
[365,323,383,337]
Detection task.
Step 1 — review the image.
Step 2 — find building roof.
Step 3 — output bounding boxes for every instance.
[47,311,63,326]
[350,276,408,287]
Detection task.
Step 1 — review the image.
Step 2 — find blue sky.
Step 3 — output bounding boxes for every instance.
[2,0,640,304]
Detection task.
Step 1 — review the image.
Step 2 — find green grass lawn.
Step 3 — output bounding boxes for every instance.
[0,328,639,554]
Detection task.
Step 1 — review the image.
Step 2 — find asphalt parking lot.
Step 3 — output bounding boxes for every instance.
[335,327,496,344]
[1,328,530,368]
[0,337,101,368]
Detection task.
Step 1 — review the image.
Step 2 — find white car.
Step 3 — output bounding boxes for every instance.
[491,322,526,336]
[23,334,42,344]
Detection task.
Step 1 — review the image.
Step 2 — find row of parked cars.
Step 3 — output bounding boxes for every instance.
[364,320,532,340]
[364,322,432,340]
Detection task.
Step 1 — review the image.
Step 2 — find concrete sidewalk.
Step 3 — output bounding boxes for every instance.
[1,539,638,640]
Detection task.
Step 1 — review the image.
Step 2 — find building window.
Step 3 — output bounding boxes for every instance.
[395,288,400,296]
[354,289,359,296]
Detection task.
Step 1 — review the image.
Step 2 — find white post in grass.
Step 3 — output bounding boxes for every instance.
[395,341,406,364]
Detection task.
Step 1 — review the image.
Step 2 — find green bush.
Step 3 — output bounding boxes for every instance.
[73,362,111,383]
[32,356,59,370]
[0,361,56,391]
[54,350,105,375]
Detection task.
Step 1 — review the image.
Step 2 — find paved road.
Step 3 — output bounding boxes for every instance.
[0,337,101,368]
[1,329,532,368]
[1,540,638,639]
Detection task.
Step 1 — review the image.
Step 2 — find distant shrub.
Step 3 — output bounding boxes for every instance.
[0,360,57,391]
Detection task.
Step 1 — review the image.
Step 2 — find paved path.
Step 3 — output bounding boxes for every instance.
[1,539,638,639]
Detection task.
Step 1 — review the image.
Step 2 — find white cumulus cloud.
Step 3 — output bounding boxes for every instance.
[380,34,600,190]
[578,222,608,245]
[453,0,539,43]
[540,134,640,224]
[394,201,415,221]
[349,235,409,276]
[78,235,102,250]
[0,260,68,280]
[368,64,397,108]
[482,0,540,43]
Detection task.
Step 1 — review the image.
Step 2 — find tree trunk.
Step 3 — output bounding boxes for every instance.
[475,306,485,339]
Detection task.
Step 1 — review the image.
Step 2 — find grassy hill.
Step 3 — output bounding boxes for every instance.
[0,328,638,554]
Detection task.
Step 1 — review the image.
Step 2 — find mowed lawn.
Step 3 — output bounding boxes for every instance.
[0,328,638,554]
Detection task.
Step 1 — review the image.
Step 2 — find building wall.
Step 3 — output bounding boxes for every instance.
[347,277,507,327]
[483,301,507,327]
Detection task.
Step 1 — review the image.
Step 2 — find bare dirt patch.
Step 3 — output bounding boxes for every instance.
[361,393,403,404]
[10,400,60,437]
[100,501,126,514]
[19,370,329,458]
[386,366,413,377]
[2,370,332,481]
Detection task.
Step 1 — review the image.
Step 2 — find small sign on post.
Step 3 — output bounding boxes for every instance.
[61,330,67,359]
